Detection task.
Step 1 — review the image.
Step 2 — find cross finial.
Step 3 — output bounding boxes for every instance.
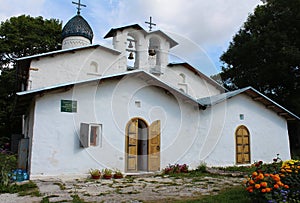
[145,16,156,31]
[72,0,86,15]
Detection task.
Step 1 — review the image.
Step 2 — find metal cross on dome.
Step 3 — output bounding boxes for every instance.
[145,16,156,31]
[72,0,87,15]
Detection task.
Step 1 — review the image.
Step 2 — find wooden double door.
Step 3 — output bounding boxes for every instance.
[125,118,160,172]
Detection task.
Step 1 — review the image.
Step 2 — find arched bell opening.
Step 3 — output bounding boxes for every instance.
[126,35,137,70]
[148,37,161,72]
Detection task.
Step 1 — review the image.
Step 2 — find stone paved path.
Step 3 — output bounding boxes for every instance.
[0,174,244,203]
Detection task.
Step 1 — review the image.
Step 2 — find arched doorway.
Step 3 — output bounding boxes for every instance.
[125,118,160,172]
[235,125,251,164]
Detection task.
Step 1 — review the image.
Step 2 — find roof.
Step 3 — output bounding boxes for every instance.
[167,62,226,92]
[62,14,93,42]
[104,24,178,48]
[15,70,206,115]
[148,30,178,48]
[198,87,300,121]
[17,44,120,62]
[104,24,146,38]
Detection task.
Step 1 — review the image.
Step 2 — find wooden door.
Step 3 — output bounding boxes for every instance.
[236,126,250,164]
[126,119,138,172]
[148,120,161,171]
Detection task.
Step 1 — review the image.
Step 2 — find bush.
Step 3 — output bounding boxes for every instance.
[244,154,300,202]
[0,146,17,188]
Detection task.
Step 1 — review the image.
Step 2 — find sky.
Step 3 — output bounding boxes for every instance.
[0,0,262,76]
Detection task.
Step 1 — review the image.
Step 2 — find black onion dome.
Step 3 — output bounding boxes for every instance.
[62,15,93,42]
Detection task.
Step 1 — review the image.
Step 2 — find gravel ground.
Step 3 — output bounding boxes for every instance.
[0,173,244,203]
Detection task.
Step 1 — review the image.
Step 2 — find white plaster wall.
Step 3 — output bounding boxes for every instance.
[203,94,291,166]
[28,47,123,90]
[29,76,203,177]
[62,36,91,50]
[161,65,222,98]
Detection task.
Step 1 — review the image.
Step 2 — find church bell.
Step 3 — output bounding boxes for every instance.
[128,52,134,60]
[148,49,156,56]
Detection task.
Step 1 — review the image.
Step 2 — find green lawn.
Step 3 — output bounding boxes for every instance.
[174,186,252,203]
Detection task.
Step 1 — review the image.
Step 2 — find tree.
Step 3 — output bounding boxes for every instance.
[0,15,62,145]
[220,0,300,116]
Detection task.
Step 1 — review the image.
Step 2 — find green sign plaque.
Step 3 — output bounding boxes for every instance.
[61,100,77,113]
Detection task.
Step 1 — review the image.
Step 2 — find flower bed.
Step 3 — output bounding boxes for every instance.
[244,155,300,202]
[163,164,189,174]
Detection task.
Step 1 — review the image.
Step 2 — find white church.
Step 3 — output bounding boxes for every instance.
[15,2,299,178]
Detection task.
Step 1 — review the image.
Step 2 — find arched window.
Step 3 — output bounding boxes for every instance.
[179,73,186,83]
[90,61,98,73]
[236,125,250,164]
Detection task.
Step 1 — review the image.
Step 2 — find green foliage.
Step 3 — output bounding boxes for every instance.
[196,162,207,173]
[0,152,17,187]
[0,180,38,194]
[214,165,255,173]
[0,15,62,140]
[0,15,62,69]
[220,0,300,116]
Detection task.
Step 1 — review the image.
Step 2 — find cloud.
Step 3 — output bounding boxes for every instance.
[96,0,260,74]
[110,0,260,46]
[0,0,261,74]
[0,0,45,22]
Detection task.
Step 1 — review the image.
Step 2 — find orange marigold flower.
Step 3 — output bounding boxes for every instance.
[280,174,285,177]
[258,173,264,180]
[273,175,280,181]
[264,173,270,177]
[266,188,271,192]
[284,185,289,189]
[246,186,253,191]
[274,184,279,189]
[249,180,255,185]
[260,182,268,187]
[277,181,284,186]
[255,184,261,189]
[252,172,258,177]
[261,189,266,193]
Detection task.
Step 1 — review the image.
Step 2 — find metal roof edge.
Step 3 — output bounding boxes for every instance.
[246,87,300,121]
[198,86,300,121]
[16,44,121,61]
[17,69,205,108]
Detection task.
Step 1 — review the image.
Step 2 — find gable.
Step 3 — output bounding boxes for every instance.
[17,44,121,92]
[199,87,300,121]
[162,63,225,99]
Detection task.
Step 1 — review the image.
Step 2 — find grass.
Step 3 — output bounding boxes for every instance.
[0,181,40,196]
[173,186,252,203]
[212,165,255,173]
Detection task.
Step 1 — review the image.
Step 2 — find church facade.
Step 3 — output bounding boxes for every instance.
[15,7,299,178]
